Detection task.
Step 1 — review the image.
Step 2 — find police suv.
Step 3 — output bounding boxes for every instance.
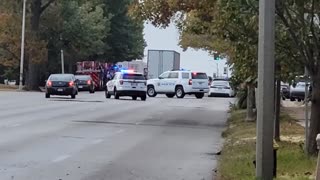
[147,70,209,99]
[105,70,147,101]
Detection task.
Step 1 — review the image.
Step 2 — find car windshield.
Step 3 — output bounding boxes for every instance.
[212,81,229,86]
[49,74,73,81]
[296,83,306,87]
[75,76,90,80]
[122,73,145,80]
[192,72,207,79]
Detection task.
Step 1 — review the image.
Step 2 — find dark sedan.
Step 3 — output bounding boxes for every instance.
[75,75,95,93]
[45,74,78,99]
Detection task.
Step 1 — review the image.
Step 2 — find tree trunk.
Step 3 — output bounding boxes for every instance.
[308,74,320,155]
[246,84,255,122]
[274,78,281,141]
[26,0,42,90]
[68,62,73,73]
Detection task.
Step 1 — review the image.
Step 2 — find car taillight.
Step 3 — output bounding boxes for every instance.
[69,81,74,87]
[189,79,192,85]
[47,80,52,87]
[87,80,91,85]
[120,80,124,85]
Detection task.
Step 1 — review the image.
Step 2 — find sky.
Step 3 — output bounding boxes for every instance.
[143,23,230,77]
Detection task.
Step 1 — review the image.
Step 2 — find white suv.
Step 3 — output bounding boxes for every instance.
[105,71,147,101]
[147,70,209,99]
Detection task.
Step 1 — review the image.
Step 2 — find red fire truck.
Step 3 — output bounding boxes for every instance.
[76,61,113,90]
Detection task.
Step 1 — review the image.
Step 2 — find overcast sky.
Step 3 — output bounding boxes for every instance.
[143,23,229,77]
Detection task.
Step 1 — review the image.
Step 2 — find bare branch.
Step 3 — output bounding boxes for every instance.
[40,0,56,14]
[276,1,312,70]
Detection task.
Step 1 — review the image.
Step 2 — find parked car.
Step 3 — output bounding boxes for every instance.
[208,80,235,97]
[75,75,95,93]
[45,74,78,99]
[290,82,308,101]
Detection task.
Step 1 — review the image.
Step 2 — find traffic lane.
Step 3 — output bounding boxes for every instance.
[0,92,159,146]
[81,103,226,180]
[1,102,226,180]
[0,92,231,180]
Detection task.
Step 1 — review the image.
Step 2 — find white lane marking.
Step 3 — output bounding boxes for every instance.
[1,123,22,128]
[9,123,21,127]
[52,155,70,163]
[115,129,125,134]
[91,139,104,145]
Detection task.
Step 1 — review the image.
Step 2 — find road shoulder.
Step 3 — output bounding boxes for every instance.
[215,109,316,179]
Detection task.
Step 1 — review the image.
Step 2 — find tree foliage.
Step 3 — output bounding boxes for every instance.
[131,0,320,155]
[0,0,145,87]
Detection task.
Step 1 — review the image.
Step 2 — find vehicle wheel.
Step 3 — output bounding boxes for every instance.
[195,93,204,99]
[141,95,147,101]
[71,94,76,99]
[132,96,137,100]
[290,97,295,101]
[298,98,302,102]
[114,89,120,99]
[147,86,157,97]
[166,94,175,98]
[105,90,111,99]
[45,93,50,98]
[175,86,185,99]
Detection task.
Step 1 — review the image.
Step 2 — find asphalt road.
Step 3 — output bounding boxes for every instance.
[0,91,232,180]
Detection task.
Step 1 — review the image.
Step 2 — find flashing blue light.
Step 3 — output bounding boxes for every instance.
[180,68,190,71]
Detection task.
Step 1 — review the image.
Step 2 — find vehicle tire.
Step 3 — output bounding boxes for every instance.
[147,86,157,97]
[105,90,111,99]
[132,96,137,100]
[195,93,204,99]
[175,86,185,99]
[290,97,295,101]
[71,94,76,99]
[45,93,50,98]
[114,89,120,99]
[166,94,175,98]
[141,95,147,101]
[298,98,302,102]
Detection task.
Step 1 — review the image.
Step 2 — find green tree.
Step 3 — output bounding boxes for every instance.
[276,0,320,155]
[130,0,306,142]
[41,0,111,74]
[100,0,146,62]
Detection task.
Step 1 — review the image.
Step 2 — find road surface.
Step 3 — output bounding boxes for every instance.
[0,91,232,180]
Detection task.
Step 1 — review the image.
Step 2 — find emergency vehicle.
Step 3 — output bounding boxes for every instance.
[76,61,116,90]
[146,70,209,99]
[105,70,147,101]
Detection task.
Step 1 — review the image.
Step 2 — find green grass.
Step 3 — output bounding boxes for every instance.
[217,110,317,180]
